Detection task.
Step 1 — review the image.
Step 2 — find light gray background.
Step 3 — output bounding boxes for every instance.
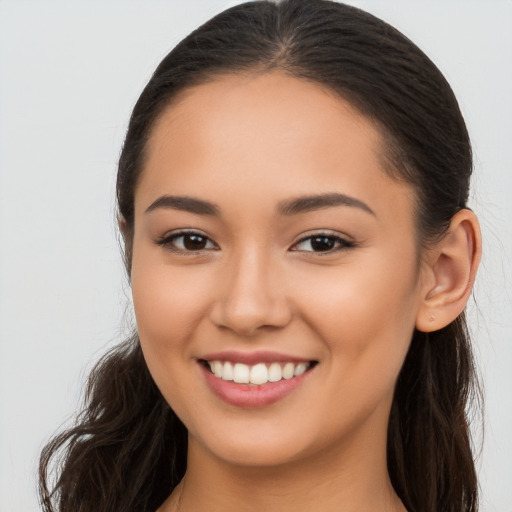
[1,1,511,511]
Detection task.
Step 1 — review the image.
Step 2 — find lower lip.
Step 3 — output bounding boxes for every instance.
[200,363,312,407]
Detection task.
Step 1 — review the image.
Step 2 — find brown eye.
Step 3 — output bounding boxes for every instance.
[292,233,354,253]
[310,236,336,252]
[182,234,208,250]
[155,231,218,253]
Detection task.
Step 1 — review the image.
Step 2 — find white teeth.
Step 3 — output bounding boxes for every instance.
[268,362,282,382]
[249,363,268,385]
[223,361,234,381]
[233,363,250,384]
[213,361,223,378]
[206,360,312,385]
[294,362,308,376]
[282,362,295,380]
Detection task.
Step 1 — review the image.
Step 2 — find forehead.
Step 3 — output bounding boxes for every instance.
[138,71,414,225]
[146,72,381,171]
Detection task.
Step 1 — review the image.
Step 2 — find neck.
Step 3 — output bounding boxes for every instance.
[160,425,406,512]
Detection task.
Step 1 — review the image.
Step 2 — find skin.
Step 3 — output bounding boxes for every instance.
[128,72,480,512]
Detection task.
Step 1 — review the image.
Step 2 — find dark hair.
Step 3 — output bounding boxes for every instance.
[39,1,481,511]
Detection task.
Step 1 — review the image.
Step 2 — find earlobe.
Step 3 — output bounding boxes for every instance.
[416,209,481,332]
[118,216,127,237]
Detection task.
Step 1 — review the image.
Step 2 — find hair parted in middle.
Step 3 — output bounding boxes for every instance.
[39,2,481,512]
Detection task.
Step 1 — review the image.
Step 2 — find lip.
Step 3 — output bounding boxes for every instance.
[200,350,312,365]
[198,356,315,408]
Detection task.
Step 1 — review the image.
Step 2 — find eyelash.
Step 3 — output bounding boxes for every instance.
[155,229,355,256]
[291,232,355,254]
[155,230,218,254]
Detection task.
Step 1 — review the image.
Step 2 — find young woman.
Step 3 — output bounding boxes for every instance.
[39,1,482,511]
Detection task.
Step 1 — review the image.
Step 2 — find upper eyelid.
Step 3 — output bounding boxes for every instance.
[292,229,353,244]
[291,233,353,251]
[158,228,212,241]
[155,229,219,249]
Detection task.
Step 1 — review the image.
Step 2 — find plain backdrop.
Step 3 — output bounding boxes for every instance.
[1,1,511,511]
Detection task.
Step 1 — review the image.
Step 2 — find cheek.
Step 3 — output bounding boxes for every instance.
[294,251,420,369]
[289,257,419,435]
[130,259,217,417]
[130,251,214,366]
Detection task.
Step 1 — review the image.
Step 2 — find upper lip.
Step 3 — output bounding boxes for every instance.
[200,350,315,365]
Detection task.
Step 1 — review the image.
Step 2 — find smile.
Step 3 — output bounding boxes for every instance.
[205,360,312,385]
[199,354,317,407]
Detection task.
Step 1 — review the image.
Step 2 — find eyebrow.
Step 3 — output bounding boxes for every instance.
[145,195,221,215]
[145,192,375,217]
[277,193,375,216]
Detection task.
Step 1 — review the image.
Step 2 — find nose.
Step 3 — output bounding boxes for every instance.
[209,248,293,336]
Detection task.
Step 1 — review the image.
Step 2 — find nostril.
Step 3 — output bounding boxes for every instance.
[209,298,293,336]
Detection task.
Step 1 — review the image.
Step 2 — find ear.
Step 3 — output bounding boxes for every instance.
[117,216,134,277]
[118,216,128,238]
[416,209,481,332]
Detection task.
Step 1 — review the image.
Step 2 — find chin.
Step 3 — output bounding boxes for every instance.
[188,416,319,469]
[206,438,309,468]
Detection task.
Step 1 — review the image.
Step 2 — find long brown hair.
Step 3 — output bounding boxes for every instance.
[39,1,482,511]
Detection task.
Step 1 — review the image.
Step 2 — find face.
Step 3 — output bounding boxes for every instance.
[130,72,426,468]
